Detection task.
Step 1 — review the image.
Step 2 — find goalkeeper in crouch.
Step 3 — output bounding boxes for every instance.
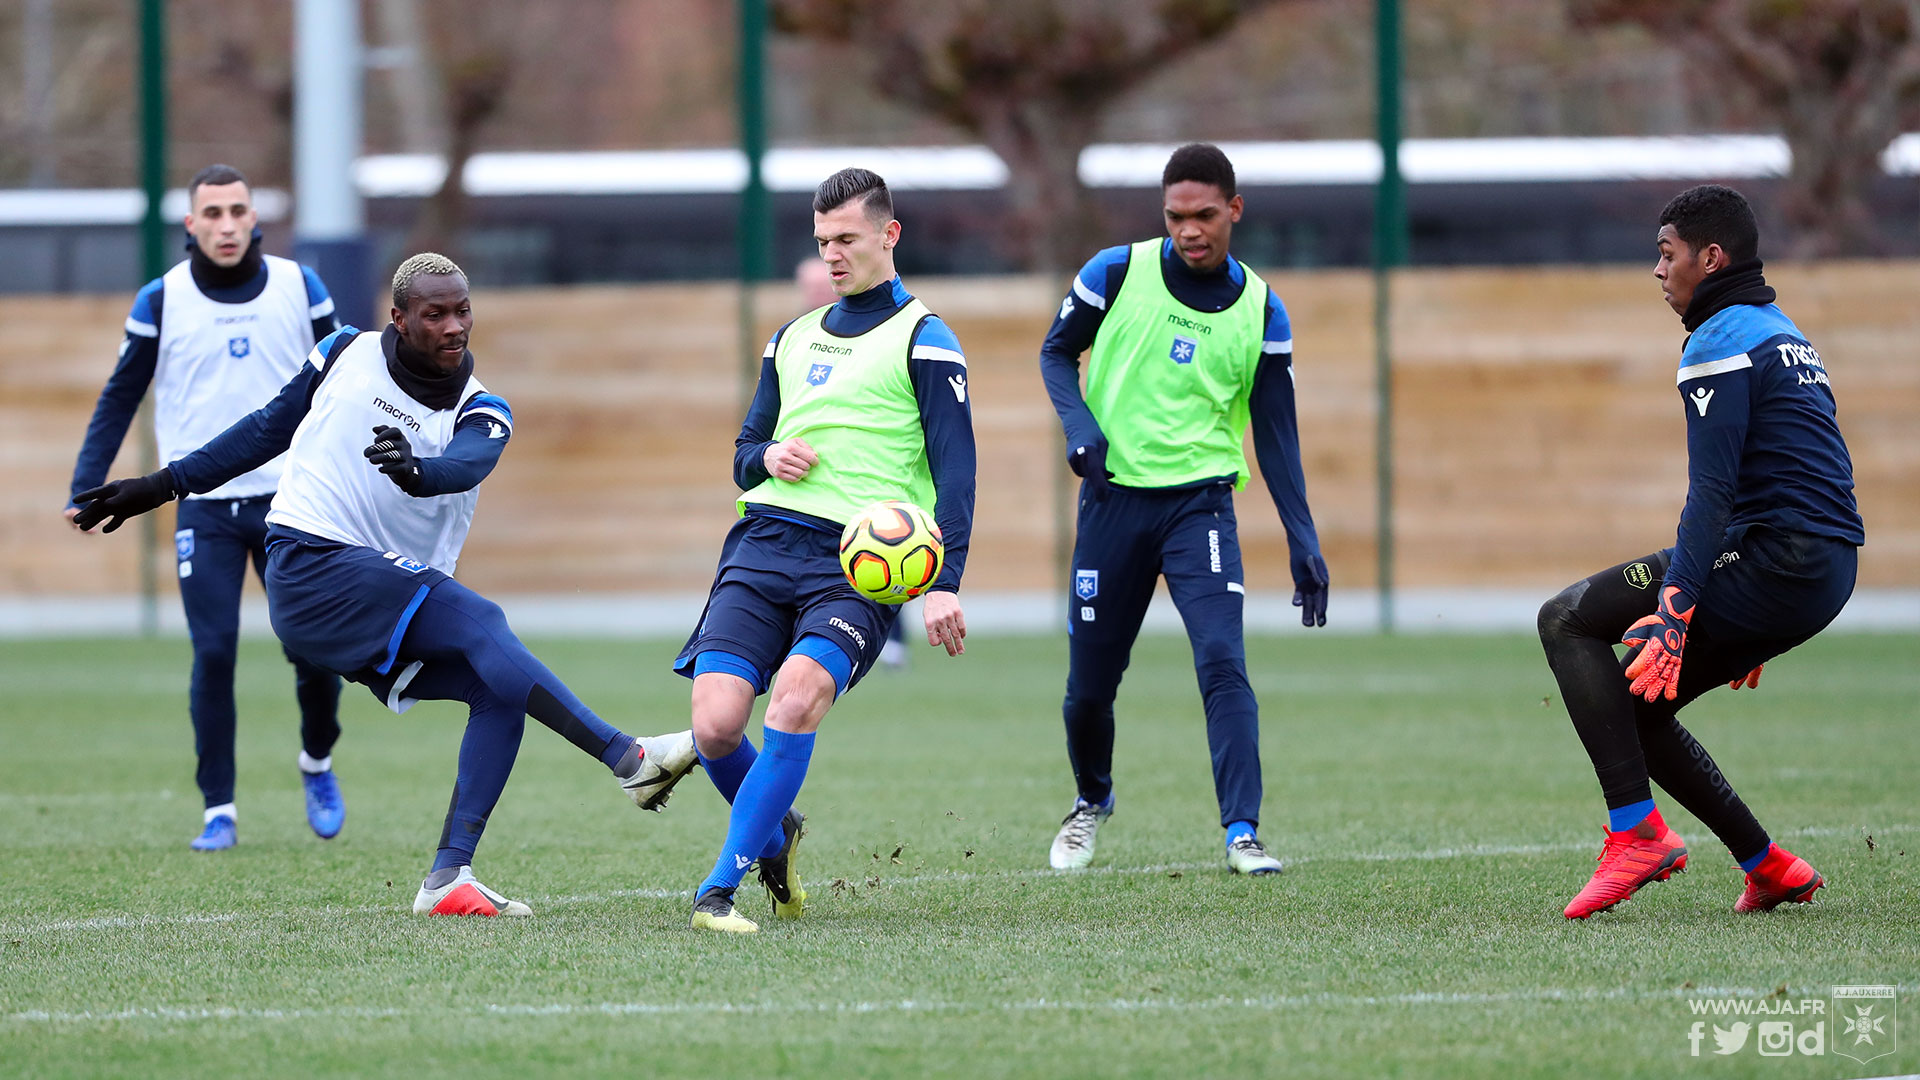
[1539,186,1863,919]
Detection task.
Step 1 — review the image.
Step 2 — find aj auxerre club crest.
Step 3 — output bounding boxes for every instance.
[1623,562,1654,590]
[806,361,833,386]
[1074,569,1099,601]
[1833,985,1897,1064]
[1170,335,1198,365]
[227,336,251,359]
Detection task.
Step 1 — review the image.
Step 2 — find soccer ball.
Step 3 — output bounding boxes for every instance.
[838,500,944,605]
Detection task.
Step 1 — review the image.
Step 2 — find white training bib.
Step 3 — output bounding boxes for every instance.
[154,255,317,499]
[267,331,487,574]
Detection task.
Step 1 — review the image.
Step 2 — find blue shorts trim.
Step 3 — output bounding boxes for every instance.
[691,649,770,694]
[377,583,434,676]
[790,634,854,697]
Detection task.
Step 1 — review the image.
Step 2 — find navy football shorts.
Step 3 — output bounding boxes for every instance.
[674,513,898,694]
[264,525,447,701]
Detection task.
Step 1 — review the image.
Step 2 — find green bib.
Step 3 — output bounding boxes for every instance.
[1085,239,1269,489]
[740,298,937,524]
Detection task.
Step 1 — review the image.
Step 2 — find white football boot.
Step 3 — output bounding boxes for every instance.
[621,729,699,811]
[1226,834,1284,876]
[1048,797,1113,869]
[412,866,532,917]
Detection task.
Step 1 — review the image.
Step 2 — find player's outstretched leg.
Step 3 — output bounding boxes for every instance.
[691,654,834,933]
[403,580,698,811]
[1538,558,1691,918]
[289,651,346,839]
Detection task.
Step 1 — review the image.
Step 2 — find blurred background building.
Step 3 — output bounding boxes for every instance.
[3,0,1915,633]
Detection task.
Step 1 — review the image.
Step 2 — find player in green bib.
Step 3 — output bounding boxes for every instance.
[673,168,976,932]
[1038,143,1330,876]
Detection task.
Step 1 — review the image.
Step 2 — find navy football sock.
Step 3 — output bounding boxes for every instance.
[698,728,814,894]
[429,682,525,873]
[407,583,631,769]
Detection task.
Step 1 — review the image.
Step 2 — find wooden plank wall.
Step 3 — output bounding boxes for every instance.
[3,264,1912,599]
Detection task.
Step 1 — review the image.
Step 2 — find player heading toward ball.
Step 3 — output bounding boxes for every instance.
[73,253,699,916]
[675,167,976,932]
[1540,185,1862,919]
[1039,143,1330,876]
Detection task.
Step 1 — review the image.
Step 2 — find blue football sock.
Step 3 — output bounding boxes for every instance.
[1607,798,1657,833]
[697,737,786,861]
[698,728,814,894]
[1737,840,1773,873]
[1225,819,1257,847]
[698,738,757,802]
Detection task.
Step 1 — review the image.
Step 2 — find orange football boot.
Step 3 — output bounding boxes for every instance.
[1563,810,1688,919]
[1734,843,1824,913]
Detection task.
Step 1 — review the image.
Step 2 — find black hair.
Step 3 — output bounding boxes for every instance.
[1659,184,1759,263]
[1162,143,1236,197]
[187,163,250,200]
[813,167,893,222]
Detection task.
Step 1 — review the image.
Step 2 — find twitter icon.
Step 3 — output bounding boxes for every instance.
[1714,1022,1753,1054]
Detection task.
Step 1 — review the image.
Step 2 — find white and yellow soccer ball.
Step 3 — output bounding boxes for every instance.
[838,500,944,605]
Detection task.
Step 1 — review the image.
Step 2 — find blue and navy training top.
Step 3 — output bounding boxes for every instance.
[1038,238,1319,562]
[1668,302,1864,601]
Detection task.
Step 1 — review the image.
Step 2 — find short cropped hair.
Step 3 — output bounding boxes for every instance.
[813,167,893,222]
[1659,184,1759,263]
[1162,143,1236,197]
[391,252,467,310]
[188,163,250,200]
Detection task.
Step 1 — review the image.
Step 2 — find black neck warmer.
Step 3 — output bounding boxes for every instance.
[382,323,473,410]
[186,229,266,292]
[1681,257,1775,333]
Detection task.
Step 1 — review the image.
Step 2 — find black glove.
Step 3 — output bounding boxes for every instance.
[1067,439,1113,502]
[364,425,424,494]
[1291,550,1330,628]
[72,469,176,533]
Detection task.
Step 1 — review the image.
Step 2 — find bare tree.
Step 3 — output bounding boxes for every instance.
[772,0,1288,271]
[1572,0,1920,257]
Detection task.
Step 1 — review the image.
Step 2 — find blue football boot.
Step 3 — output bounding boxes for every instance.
[302,768,345,839]
[191,814,237,851]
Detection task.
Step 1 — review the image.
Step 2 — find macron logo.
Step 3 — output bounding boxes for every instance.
[1690,387,1715,416]
[948,374,967,403]
[373,397,423,432]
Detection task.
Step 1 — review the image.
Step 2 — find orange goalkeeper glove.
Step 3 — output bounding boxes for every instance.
[1728,665,1763,690]
[1622,585,1695,703]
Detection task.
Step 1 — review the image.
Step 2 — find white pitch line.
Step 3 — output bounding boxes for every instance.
[10,983,1913,1028]
[4,823,1911,938]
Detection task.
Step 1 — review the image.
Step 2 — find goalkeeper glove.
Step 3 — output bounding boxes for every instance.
[1728,664,1763,690]
[364,425,424,495]
[1068,439,1113,502]
[1291,550,1330,627]
[71,469,176,533]
[1622,585,1694,703]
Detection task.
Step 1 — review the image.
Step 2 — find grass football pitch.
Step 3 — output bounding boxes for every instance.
[2,631,1915,1078]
